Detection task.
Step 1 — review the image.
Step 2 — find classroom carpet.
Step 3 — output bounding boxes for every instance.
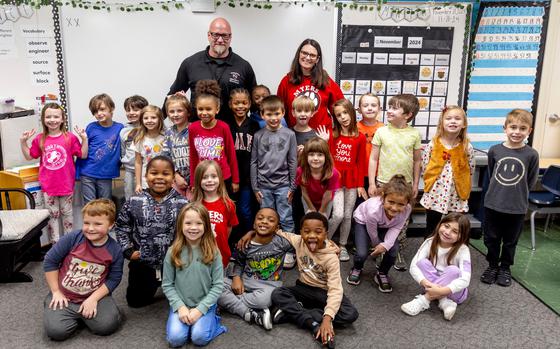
[1,238,559,349]
[470,220,560,315]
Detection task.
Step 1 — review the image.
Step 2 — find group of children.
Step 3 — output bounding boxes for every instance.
[25,79,539,346]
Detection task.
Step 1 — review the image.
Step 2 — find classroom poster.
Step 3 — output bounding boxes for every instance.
[465,4,547,150]
[339,25,453,142]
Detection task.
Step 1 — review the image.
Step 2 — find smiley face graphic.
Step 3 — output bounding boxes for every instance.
[494,156,525,186]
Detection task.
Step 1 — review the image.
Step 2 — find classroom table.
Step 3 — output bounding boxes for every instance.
[539,158,560,169]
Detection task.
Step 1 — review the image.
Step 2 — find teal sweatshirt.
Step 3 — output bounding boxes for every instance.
[162,246,224,314]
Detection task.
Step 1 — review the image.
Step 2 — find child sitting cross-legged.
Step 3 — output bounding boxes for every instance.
[43,199,123,341]
[271,212,359,348]
[218,207,294,330]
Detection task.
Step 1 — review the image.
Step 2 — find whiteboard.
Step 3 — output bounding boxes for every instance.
[60,4,337,128]
[1,6,58,109]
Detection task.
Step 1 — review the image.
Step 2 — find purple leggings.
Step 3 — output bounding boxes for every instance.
[417,258,468,304]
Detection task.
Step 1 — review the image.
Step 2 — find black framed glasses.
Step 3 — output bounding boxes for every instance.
[300,50,319,60]
[209,32,232,41]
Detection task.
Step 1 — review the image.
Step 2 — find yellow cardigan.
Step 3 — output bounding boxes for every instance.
[423,137,471,200]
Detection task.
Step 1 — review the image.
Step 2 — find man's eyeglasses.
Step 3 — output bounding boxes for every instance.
[209,32,232,41]
[300,50,319,60]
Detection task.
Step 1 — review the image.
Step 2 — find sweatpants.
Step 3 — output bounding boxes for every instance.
[126,259,161,308]
[218,277,280,318]
[416,258,468,304]
[43,293,121,341]
[352,224,398,274]
[271,280,358,330]
[483,207,525,268]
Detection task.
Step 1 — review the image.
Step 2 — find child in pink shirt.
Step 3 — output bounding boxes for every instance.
[20,103,88,243]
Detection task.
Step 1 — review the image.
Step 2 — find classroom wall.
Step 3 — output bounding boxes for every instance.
[59,4,337,128]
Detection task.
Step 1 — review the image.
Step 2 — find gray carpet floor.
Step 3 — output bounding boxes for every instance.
[1,238,559,349]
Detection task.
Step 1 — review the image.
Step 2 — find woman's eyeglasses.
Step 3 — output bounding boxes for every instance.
[300,50,319,60]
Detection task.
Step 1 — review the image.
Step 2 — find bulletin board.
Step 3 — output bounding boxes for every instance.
[464,2,549,150]
[337,3,471,143]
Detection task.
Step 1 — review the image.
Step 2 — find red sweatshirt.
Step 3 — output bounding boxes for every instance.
[329,133,367,188]
[188,120,239,186]
[277,74,344,130]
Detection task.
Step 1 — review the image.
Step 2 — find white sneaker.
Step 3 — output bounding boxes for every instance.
[339,246,350,262]
[438,297,457,320]
[401,295,430,316]
[283,252,296,269]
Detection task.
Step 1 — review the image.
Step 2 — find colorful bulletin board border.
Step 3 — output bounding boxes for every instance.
[464,2,550,151]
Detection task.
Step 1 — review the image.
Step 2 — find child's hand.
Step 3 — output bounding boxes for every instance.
[287,190,293,203]
[357,187,368,200]
[174,173,187,189]
[130,250,141,260]
[368,184,379,197]
[255,191,263,204]
[232,183,239,193]
[49,290,68,310]
[231,276,245,295]
[316,125,330,142]
[187,308,203,325]
[316,315,335,345]
[297,144,304,155]
[412,185,419,200]
[74,125,87,140]
[20,129,36,143]
[135,184,143,194]
[425,284,448,299]
[79,296,98,319]
[370,243,386,257]
[178,305,190,324]
[236,231,255,251]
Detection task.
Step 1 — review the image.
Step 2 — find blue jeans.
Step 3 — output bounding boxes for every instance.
[80,175,113,204]
[166,305,226,347]
[260,186,294,232]
[237,185,255,235]
[352,223,398,274]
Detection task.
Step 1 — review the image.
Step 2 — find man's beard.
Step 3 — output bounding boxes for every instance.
[212,44,227,57]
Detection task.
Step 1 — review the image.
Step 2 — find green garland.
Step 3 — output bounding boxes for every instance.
[0,0,471,13]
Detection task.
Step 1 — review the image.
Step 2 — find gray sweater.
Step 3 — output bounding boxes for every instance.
[484,143,539,214]
[250,127,297,192]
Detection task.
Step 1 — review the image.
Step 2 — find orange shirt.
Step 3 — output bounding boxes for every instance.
[357,120,383,163]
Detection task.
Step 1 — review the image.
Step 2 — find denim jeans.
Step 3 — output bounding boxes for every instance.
[80,175,113,204]
[166,304,226,347]
[237,185,255,235]
[352,223,398,274]
[260,185,294,232]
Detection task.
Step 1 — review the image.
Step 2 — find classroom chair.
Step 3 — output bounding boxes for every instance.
[0,188,49,282]
[528,165,560,250]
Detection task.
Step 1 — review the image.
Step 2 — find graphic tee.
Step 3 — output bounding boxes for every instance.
[30,133,82,196]
[202,198,239,267]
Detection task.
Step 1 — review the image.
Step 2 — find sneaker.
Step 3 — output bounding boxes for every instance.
[393,251,407,271]
[374,271,392,293]
[496,267,512,287]
[283,252,296,270]
[480,266,499,284]
[401,295,430,316]
[312,323,336,349]
[339,247,350,262]
[271,307,286,324]
[248,308,272,330]
[346,268,362,285]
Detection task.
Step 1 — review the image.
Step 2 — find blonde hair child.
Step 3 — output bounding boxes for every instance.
[162,202,226,347]
[192,160,239,268]
[20,103,88,243]
[134,105,165,193]
[420,106,474,238]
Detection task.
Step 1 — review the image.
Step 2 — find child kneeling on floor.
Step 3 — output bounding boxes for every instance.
[162,202,226,347]
[218,207,293,330]
[401,212,471,320]
[271,212,359,348]
[43,199,123,341]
